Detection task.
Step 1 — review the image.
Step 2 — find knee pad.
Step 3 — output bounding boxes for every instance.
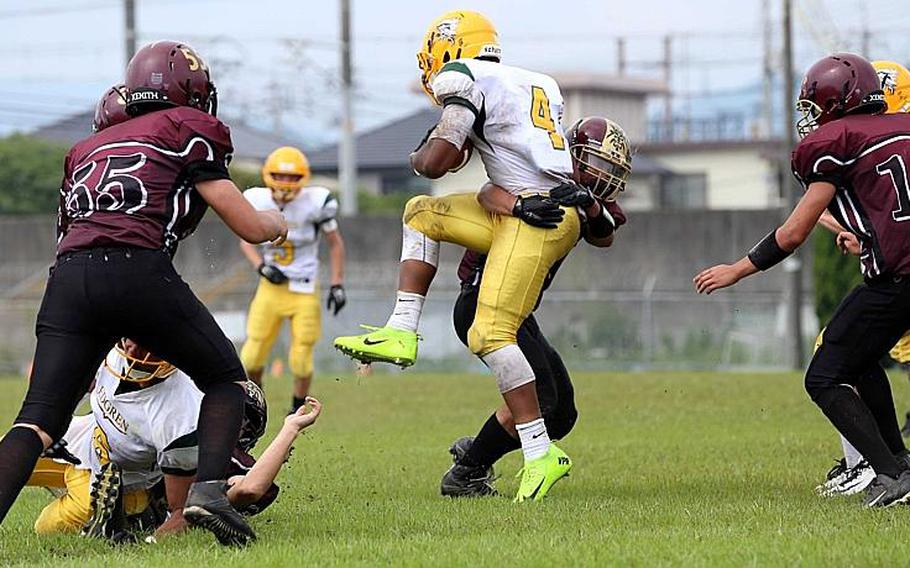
[480,344,535,393]
[289,343,314,378]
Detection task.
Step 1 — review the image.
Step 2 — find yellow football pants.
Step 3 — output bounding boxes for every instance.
[403,192,580,356]
[241,279,321,377]
[27,460,149,535]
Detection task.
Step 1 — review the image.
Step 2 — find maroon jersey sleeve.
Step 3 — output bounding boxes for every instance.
[791,122,851,188]
[177,113,234,183]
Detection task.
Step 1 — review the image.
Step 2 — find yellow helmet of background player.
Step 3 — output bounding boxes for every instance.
[873,60,910,114]
[416,10,501,102]
[262,146,311,202]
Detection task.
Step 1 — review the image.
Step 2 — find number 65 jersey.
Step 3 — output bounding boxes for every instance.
[57,106,234,256]
[243,186,338,293]
[791,112,910,279]
[431,58,573,195]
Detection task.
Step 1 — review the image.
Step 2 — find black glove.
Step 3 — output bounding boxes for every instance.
[327,284,346,315]
[41,439,81,465]
[258,263,288,284]
[549,182,596,209]
[512,195,565,229]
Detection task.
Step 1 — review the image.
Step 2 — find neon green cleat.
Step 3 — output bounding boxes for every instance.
[514,444,572,503]
[333,325,419,367]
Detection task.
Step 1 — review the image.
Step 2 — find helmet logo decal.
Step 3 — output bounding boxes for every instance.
[878,69,898,94]
[150,72,163,85]
[435,18,460,42]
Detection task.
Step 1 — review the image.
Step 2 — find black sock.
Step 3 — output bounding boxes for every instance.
[462,414,520,468]
[857,366,907,456]
[0,427,44,523]
[814,385,903,478]
[196,382,244,482]
[291,396,307,412]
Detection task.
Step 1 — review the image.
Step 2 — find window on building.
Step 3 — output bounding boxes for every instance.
[659,173,707,209]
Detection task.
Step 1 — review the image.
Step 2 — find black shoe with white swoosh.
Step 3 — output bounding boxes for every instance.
[863,470,910,508]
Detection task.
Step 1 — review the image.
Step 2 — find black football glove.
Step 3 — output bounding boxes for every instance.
[327,284,347,315]
[41,439,81,465]
[258,263,288,284]
[549,182,596,209]
[512,195,565,229]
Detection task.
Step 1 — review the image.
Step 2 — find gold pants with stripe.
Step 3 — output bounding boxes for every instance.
[403,193,580,356]
[241,280,321,377]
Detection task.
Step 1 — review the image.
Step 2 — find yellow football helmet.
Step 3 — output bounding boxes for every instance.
[873,60,910,114]
[262,146,311,203]
[106,338,177,384]
[417,10,501,102]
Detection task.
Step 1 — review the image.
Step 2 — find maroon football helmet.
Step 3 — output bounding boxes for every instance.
[92,84,130,133]
[124,40,217,116]
[796,52,885,138]
[238,380,267,453]
[566,116,632,201]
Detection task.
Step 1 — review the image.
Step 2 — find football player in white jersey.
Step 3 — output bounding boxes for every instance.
[28,339,322,540]
[240,146,346,412]
[335,10,622,502]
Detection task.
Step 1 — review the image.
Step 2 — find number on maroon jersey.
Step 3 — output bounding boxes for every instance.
[67,153,148,218]
[876,154,910,222]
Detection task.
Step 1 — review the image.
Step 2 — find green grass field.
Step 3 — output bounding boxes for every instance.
[1,370,910,567]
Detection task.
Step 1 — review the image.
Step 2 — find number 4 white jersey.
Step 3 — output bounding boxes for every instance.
[243,186,339,293]
[431,58,573,195]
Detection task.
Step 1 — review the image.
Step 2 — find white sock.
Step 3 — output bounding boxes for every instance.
[385,291,425,332]
[841,434,864,468]
[516,418,550,461]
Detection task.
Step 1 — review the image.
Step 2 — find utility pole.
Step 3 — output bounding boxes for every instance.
[662,35,673,141]
[338,0,358,216]
[782,0,803,369]
[124,0,136,65]
[761,0,774,138]
[860,2,871,56]
[616,37,626,75]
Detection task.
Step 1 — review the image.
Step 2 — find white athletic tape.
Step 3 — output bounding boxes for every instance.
[400,224,439,267]
[482,344,535,393]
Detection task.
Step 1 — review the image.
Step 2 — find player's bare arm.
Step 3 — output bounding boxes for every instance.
[156,473,194,537]
[694,181,836,294]
[227,397,322,506]
[410,103,474,178]
[197,179,288,244]
[325,229,345,287]
[239,239,264,269]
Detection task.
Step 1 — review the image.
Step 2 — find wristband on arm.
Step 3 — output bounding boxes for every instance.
[747,230,791,271]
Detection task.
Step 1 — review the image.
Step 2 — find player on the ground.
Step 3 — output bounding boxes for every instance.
[812,60,910,498]
[0,40,287,545]
[239,146,346,412]
[695,52,910,508]
[26,339,321,540]
[441,117,630,496]
[335,10,621,502]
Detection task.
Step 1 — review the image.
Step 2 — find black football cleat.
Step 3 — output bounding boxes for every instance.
[440,437,498,498]
[184,480,256,546]
[902,412,910,438]
[82,462,132,542]
[863,470,910,508]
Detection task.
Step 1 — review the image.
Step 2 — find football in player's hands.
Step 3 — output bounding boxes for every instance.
[512,195,565,229]
[258,263,288,284]
[449,139,474,173]
[327,284,346,315]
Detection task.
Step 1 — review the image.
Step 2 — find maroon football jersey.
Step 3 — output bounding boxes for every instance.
[792,113,910,278]
[57,106,233,255]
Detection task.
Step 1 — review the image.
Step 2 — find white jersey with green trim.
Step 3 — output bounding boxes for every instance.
[243,186,338,293]
[431,58,573,195]
[88,350,203,492]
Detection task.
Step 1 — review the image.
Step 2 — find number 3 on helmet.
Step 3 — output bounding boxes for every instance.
[416,10,501,102]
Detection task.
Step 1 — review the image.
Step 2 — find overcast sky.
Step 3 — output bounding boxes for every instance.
[1,0,909,144]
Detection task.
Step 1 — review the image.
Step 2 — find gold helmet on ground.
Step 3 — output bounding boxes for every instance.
[106,338,177,384]
[262,146,311,203]
[872,60,910,114]
[416,10,501,102]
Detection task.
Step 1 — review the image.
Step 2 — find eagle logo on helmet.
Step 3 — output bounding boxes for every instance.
[879,68,899,94]
[605,124,631,158]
